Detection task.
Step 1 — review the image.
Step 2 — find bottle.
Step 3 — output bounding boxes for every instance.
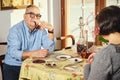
[77,17,87,57]
[77,27,87,56]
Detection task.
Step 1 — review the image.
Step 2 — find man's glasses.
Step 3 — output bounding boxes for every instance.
[25,12,42,19]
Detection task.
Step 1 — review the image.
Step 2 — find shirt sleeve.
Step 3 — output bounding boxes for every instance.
[41,29,56,52]
[7,28,23,61]
[85,50,112,80]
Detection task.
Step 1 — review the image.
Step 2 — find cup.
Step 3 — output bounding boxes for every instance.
[85,52,92,59]
[80,52,86,58]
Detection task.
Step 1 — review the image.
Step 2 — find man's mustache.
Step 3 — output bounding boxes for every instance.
[34,21,41,29]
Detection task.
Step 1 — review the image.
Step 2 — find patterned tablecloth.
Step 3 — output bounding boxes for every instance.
[19,49,85,80]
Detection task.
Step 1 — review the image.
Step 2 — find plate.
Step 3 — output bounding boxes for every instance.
[68,58,83,63]
[56,55,71,60]
[64,64,81,72]
[64,65,77,71]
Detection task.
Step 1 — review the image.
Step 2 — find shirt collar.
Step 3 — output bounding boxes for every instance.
[23,21,38,34]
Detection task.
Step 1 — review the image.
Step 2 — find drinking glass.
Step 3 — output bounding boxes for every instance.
[76,44,87,58]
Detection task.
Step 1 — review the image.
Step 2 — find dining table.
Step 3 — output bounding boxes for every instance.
[19,49,86,80]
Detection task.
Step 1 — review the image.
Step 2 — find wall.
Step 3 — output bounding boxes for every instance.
[0,0,61,54]
[0,10,24,42]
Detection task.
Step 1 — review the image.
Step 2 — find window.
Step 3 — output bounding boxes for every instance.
[61,0,95,47]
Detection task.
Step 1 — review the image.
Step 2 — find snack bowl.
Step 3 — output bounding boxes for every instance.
[32,59,45,63]
[45,60,59,68]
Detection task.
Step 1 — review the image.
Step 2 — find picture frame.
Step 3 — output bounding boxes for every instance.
[0,0,33,10]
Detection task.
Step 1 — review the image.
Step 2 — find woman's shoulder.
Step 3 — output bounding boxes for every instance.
[99,44,116,53]
[95,44,119,59]
[101,44,120,53]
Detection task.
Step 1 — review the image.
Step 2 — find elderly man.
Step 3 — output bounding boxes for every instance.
[3,5,56,80]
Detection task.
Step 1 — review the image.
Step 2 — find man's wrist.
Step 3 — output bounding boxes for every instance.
[48,29,54,33]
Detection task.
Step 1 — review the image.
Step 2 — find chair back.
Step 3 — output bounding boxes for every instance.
[0,42,7,80]
[55,35,75,51]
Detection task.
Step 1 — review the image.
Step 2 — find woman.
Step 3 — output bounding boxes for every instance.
[84,5,120,80]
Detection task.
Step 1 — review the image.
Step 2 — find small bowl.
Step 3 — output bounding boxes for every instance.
[32,59,45,63]
[45,60,58,67]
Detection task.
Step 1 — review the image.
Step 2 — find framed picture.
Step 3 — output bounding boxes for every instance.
[0,0,33,10]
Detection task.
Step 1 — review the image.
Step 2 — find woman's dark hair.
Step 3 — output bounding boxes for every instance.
[96,5,120,35]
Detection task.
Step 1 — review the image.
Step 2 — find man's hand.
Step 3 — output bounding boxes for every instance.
[34,20,54,31]
[31,49,49,58]
[22,49,49,60]
[34,20,54,40]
